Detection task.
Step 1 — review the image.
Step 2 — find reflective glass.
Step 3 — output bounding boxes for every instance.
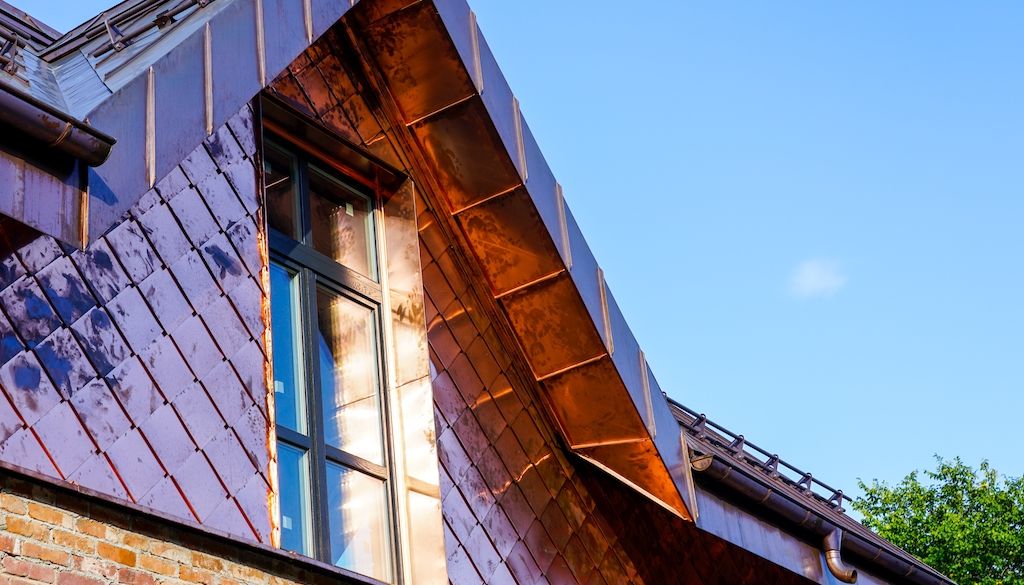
[270,263,306,433]
[316,287,383,464]
[309,166,377,280]
[264,144,299,238]
[278,442,312,555]
[326,463,392,582]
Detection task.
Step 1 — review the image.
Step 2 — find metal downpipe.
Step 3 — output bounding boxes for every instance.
[825,528,858,583]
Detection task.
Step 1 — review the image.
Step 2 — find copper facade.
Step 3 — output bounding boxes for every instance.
[0,1,955,584]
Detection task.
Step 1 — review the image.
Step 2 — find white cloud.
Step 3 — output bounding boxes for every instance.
[789,259,847,299]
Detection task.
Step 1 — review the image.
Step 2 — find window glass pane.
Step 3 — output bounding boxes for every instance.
[278,442,312,556]
[309,166,377,280]
[264,144,298,238]
[270,263,306,434]
[326,463,392,582]
[316,287,384,464]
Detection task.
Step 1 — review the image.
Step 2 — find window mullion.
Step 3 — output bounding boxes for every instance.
[300,266,331,565]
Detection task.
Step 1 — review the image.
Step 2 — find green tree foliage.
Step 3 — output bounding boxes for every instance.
[854,457,1024,585]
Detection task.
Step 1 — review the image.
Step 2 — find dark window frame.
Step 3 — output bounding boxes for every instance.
[263,123,403,582]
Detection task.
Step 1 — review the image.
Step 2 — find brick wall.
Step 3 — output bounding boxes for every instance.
[0,471,373,585]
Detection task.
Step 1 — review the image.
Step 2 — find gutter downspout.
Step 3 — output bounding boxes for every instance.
[0,81,115,166]
[825,528,858,583]
[695,455,950,585]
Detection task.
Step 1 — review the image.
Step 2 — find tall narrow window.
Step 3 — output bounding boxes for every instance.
[265,134,395,583]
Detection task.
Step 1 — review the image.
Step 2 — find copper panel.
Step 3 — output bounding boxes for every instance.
[577,439,689,520]
[499,273,605,379]
[410,97,521,211]
[520,118,563,256]
[472,31,519,172]
[604,289,645,410]
[455,187,564,296]
[562,208,608,351]
[539,358,647,448]
[363,1,476,124]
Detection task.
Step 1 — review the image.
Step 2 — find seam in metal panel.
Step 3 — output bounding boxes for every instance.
[203,22,213,135]
[597,266,613,355]
[303,0,313,43]
[469,10,483,93]
[640,349,655,438]
[555,182,572,269]
[255,0,266,87]
[146,65,155,188]
[512,96,527,182]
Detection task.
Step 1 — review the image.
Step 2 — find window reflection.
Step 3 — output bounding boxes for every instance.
[278,443,312,556]
[327,463,391,582]
[309,166,376,281]
[264,144,298,238]
[316,287,383,464]
[269,264,306,434]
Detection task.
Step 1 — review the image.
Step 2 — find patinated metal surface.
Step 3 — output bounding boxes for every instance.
[419,201,649,584]
[0,104,271,543]
[349,0,696,522]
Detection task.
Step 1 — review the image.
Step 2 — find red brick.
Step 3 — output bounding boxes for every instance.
[2,556,56,582]
[116,568,159,585]
[21,541,71,566]
[96,542,137,567]
[57,573,106,585]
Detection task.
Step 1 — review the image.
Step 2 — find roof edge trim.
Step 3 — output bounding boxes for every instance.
[0,79,115,166]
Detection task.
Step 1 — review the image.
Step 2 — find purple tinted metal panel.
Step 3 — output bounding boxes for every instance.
[0,101,269,544]
[175,450,229,521]
[34,401,95,477]
[142,403,198,476]
[0,276,60,347]
[153,27,207,187]
[138,476,192,520]
[107,285,162,354]
[87,72,148,241]
[70,240,129,304]
[311,0,352,45]
[210,0,261,128]
[0,429,58,476]
[106,428,165,500]
[69,378,132,451]
[262,0,310,82]
[105,219,158,284]
[0,351,62,426]
[71,307,129,376]
[69,455,128,500]
[108,356,164,425]
[35,327,96,398]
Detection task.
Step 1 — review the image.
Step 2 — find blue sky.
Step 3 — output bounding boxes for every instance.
[19,1,1024,500]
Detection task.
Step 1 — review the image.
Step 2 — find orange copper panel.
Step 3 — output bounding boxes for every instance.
[499,273,606,379]
[539,358,648,449]
[577,440,691,521]
[455,187,564,297]
[363,1,477,124]
[410,97,522,211]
